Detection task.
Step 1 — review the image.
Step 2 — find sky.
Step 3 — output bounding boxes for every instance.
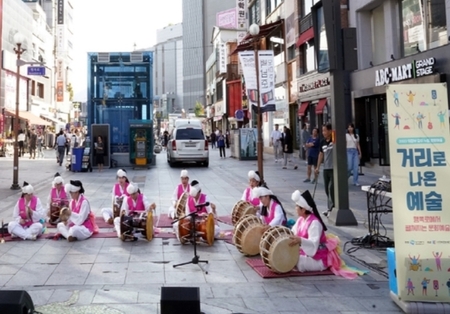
[71,0,183,101]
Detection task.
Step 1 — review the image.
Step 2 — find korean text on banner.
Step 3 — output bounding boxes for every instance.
[56,81,64,102]
[238,51,276,113]
[386,83,450,303]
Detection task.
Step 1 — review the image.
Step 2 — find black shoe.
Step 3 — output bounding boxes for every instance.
[322,210,330,218]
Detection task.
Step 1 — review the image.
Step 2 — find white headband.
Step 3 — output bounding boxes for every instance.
[22,185,34,195]
[248,170,260,182]
[52,176,64,186]
[126,183,139,194]
[189,184,200,197]
[291,190,312,212]
[252,187,273,199]
[180,170,189,178]
[117,169,127,178]
[65,183,80,194]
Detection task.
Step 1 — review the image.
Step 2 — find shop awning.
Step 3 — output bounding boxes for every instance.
[5,110,51,126]
[297,102,310,117]
[296,28,314,48]
[316,98,328,114]
[231,20,284,55]
[40,114,61,125]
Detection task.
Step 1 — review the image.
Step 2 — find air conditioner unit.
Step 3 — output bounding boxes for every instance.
[97,53,110,63]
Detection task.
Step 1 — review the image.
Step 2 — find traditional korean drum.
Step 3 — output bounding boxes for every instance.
[233,215,265,256]
[113,197,124,219]
[177,213,215,246]
[231,200,257,226]
[259,226,299,273]
[119,211,153,241]
[49,200,69,225]
[175,192,189,219]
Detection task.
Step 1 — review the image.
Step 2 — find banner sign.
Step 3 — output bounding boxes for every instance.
[238,51,276,113]
[386,83,450,302]
[56,81,64,102]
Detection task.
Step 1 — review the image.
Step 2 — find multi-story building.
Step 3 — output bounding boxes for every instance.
[153,23,183,117]
[1,0,56,137]
[182,0,235,113]
[349,0,449,167]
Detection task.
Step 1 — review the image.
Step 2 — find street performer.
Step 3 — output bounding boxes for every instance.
[8,182,45,240]
[56,180,98,242]
[240,170,262,206]
[288,189,362,278]
[113,182,156,240]
[167,169,190,219]
[252,186,287,230]
[101,169,130,224]
[46,172,70,223]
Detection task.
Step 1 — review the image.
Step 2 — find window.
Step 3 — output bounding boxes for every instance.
[249,0,261,25]
[402,0,447,56]
[216,82,223,101]
[371,5,386,65]
[300,40,315,74]
[37,83,44,98]
[287,45,296,61]
[175,129,205,140]
[302,0,320,17]
[266,0,282,15]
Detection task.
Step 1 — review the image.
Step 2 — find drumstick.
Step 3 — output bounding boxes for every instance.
[312,177,319,199]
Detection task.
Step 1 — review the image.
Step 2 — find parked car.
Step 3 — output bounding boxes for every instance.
[166,121,209,167]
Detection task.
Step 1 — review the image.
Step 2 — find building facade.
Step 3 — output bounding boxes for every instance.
[349,0,450,166]
[153,23,183,117]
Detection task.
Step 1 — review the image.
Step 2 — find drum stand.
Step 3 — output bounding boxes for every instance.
[172,210,209,274]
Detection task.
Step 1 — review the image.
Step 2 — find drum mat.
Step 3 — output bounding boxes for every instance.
[155,215,175,228]
[216,215,233,225]
[215,230,233,242]
[0,233,32,242]
[45,231,118,239]
[246,258,334,278]
[45,217,113,229]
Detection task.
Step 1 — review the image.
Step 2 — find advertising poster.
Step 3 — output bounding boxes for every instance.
[239,128,257,160]
[386,83,450,302]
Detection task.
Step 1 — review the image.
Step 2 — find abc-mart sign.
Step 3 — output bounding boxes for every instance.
[375,57,436,86]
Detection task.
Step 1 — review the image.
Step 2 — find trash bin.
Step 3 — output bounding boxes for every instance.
[71,147,85,172]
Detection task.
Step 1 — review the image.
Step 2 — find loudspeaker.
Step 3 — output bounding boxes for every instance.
[160,287,200,314]
[0,290,35,313]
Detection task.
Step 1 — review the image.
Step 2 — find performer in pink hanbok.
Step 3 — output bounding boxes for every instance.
[113,182,156,239]
[57,180,98,242]
[252,186,287,230]
[167,169,190,219]
[46,172,70,221]
[8,182,45,240]
[240,170,262,206]
[289,189,360,279]
[102,169,130,224]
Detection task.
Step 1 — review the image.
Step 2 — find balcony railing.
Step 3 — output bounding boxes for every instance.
[299,13,313,34]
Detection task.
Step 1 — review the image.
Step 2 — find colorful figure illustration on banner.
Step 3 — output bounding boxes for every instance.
[393,90,399,107]
[431,89,437,106]
[409,254,421,271]
[406,278,415,295]
[416,112,425,129]
[433,280,439,297]
[392,113,401,129]
[433,251,443,271]
[427,112,433,130]
[406,90,416,106]
[437,111,446,128]
[420,101,429,106]
[422,277,430,296]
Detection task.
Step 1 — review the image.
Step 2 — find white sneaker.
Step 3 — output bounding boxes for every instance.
[28,234,37,241]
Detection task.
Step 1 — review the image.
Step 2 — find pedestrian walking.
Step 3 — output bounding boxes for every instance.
[36,132,44,158]
[217,130,226,158]
[55,130,66,166]
[95,136,105,172]
[346,123,362,186]
[304,128,320,183]
[300,123,310,162]
[315,123,335,217]
[28,129,37,159]
[210,132,216,149]
[270,124,282,162]
[282,126,297,170]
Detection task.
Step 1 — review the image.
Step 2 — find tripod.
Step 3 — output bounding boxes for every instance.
[172,209,209,274]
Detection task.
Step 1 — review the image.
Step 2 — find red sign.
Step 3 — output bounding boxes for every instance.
[56,81,64,102]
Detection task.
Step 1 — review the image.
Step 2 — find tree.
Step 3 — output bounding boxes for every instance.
[66,83,74,101]
[194,102,205,117]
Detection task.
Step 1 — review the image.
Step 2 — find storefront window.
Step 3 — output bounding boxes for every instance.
[300,40,315,74]
[402,0,447,56]
[316,6,329,73]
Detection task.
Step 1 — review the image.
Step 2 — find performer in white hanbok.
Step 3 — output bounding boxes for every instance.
[101,169,130,224]
[241,170,262,206]
[167,169,190,219]
[113,182,156,240]
[46,172,70,222]
[57,180,98,242]
[252,186,287,230]
[8,182,45,240]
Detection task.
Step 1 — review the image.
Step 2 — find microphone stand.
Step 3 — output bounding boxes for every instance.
[172,207,209,274]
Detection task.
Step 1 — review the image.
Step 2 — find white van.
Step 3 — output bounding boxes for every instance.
[167,121,209,167]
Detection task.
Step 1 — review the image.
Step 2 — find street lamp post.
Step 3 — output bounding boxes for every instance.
[249,24,264,184]
[11,32,26,190]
